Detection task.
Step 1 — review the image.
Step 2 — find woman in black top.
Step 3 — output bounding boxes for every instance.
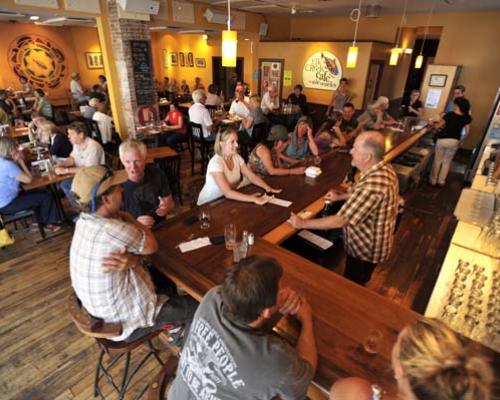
[400,89,423,118]
[430,97,472,186]
[39,122,73,158]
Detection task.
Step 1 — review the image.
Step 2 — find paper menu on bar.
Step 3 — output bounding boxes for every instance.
[269,197,292,207]
[178,237,211,253]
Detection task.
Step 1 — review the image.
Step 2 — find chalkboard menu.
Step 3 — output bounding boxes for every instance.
[130,40,155,106]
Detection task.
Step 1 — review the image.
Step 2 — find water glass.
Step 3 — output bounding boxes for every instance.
[199,209,211,230]
[224,223,236,250]
[362,329,383,355]
[233,240,248,263]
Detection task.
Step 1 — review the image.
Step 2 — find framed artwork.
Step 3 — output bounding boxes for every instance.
[170,52,178,66]
[187,52,194,67]
[195,58,206,68]
[179,52,185,67]
[429,74,447,87]
[258,58,285,100]
[85,52,104,69]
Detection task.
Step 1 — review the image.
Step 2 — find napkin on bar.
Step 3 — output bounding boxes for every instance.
[305,166,322,178]
[178,237,211,253]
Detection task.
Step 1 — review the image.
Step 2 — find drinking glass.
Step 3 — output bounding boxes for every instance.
[199,209,211,230]
[362,329,383,355]
[313,156,322,167]
[233,240,248,263]
[224,223,236,250]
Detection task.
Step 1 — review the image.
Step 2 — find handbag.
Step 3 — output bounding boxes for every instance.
[0,216,15,248]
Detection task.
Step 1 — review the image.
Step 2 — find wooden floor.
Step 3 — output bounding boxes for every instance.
[0,149,466,399]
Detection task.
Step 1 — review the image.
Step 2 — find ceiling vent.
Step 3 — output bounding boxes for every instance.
[365,4,382,18]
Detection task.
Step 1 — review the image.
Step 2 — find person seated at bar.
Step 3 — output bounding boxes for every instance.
[243,95,268,138]
[0,89,17,122]
[197,128,281,205]
[39,122,72,158]
[189,89,216,142]
[249,124,305,176]
[205,84,222,106]
[0,137,61,232]
[229,84,250,119]
[27,111,47,142]
[317,102,359,151]
[400,89,423,118]
[70,72,89,103]
[119,139,174,229]
[289,131,399,286]
[287,84,308,115]
[326,77,352,117]
[69,165,198,343]
[98,75,108,93]
[357,96,397,130]
[33,89,53,120]
[83,97,98,119]
[284,116,319,160]
[19,76,33,96]
[193,76,205,91]
[261,85,280,116]
[92,100,114,144]
[392,318,493,400]
[54,121,105,208]
[330,377,381,400]
[168,255,317,400]
[430,97,472,187]
[161,100,187,151]
[180,80,190,95]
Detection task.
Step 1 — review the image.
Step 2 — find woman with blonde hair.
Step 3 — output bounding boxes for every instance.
[392,318,493,400]
[197,128,281,205]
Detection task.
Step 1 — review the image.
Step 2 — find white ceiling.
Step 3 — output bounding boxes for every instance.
[0,9,95,26]
[196,0,500,16]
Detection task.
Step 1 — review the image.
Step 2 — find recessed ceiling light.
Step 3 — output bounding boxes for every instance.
[244,38,249,41]
[30,15,40,20]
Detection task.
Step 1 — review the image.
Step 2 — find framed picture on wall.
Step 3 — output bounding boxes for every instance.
[179,52,185,67]
[85,52,104,69]
[429,74,447,87]
[170,52,178,66]
[195,58,206,68]
[258,58,285,100]
[187,52,194,67]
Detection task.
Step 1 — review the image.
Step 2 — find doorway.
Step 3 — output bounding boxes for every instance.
[212,57,244,100]
[363,61,384,109]
[404,38,440,95]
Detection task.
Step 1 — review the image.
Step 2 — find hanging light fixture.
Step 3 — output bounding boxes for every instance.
[222,0,237,67]
[415,0,436,69]
[389,0,408,66]
[346,0,362,69]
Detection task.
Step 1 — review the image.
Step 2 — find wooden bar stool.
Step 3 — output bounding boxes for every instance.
[68,291,164,399]
[146,355,178,400]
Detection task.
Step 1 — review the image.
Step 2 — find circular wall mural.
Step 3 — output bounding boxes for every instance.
[8,34,67,89]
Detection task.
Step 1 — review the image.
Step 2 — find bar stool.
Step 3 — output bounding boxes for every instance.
[67,290,164,399]
[146,355,179,400]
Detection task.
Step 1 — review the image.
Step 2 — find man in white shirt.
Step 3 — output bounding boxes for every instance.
[261,85,280,115]
[228,85,250,119]
[70,72,89,103]
[188,89,216,141]
[92,100,114,144]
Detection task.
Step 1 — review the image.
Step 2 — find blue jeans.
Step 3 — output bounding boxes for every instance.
[60,178,79,208]
[0,190,59,225]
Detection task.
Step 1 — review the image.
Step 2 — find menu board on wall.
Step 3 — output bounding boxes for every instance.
[130,40,155,106]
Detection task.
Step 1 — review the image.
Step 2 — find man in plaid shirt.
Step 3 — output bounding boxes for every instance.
[289,131,399,285]
[69,166,197,342]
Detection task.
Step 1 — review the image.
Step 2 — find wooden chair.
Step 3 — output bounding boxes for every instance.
[1,209,46,240]
[163,155,183,205]
[205,104,218,120]
[83,118,103,144]
[68,291,164,399]
[67,89,77,111]
[189,121,213,175]
[146,355,179,400]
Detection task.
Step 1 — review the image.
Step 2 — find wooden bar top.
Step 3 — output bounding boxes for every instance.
[22,172,73,191]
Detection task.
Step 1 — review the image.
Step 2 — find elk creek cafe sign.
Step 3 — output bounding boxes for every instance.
[302,51,342,91]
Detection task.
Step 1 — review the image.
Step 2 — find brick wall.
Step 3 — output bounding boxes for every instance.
[107,1,157,138]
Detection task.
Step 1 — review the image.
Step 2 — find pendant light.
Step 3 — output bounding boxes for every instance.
[389,0,408,66]
[415,0,436,69]
[222,0,237,67]
[346,0,362,69]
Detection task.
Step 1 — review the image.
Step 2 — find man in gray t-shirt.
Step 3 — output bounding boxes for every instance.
[168,255,317,400]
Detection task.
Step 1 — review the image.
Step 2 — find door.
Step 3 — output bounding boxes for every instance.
[363,61,384,108]
[212,57,244,99]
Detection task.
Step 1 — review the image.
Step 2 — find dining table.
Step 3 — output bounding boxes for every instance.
[151,126,499,398]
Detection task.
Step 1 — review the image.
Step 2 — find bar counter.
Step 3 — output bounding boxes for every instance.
[151,127,498,397]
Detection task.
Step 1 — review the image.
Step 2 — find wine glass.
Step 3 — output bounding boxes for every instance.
[199,209,211,230]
